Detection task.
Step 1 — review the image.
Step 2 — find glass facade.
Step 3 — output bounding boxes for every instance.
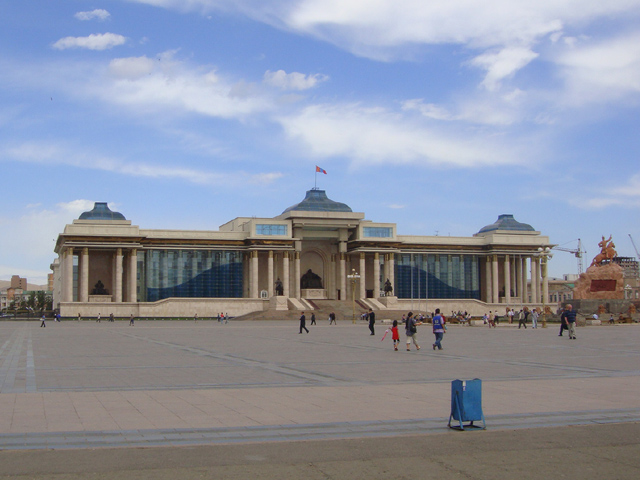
[363,227,392,238]
[395,253,480,300]
[256,224,287,235]
[138,249,243,302]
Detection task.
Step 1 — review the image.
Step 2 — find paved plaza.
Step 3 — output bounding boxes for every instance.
[0,319,639,478]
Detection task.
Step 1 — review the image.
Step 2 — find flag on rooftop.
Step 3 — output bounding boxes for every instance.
[316,166,327,174]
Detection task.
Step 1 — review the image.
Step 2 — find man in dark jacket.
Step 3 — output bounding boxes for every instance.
[368,308,375,335]
[561,304,577,339]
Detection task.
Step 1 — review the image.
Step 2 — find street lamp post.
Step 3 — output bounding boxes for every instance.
[347,269,360,324]
[536,247,553,328]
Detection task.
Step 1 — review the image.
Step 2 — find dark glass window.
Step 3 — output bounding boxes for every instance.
[395,254,481,300]
[140,249,243,301]
[363,227,392,238]
[256,224,287,235]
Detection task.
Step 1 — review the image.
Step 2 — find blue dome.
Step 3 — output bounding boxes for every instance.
[282,189,352,214]
[477,214,534,233]
[79,202,126,221]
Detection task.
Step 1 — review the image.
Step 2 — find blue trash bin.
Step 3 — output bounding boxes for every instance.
[448,379,486,430]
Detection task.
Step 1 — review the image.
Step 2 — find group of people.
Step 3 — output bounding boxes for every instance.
[388,310,446,351]
[481,308,542,329]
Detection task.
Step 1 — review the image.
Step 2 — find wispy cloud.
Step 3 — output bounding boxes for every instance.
[276,103,530,168]
[52,33,127,51]
[0,141,283,187]
[554,31,640,105]
[263,70,328,91]
[74,9,111,21]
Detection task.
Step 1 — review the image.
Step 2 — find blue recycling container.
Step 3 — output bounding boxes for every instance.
[448,379,486,430]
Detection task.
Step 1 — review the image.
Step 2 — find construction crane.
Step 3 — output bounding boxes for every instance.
[629,234,640,261]
[553,239,586,274]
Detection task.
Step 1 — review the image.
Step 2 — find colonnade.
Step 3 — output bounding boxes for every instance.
[484,254,549,305]
[59,247,138,303]
[246,248,396,300]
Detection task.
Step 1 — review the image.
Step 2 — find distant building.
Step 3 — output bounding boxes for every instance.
[51,193,554,318]
[11,275,27,290]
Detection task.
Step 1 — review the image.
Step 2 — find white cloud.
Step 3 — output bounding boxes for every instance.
[109,56,156,79]
[554,32,640,105]
[102,55,272,119]
[74,9,111,21]
[263,70,328,90]
[0,201,95,284]
[470,47,539,91]
[276,103,527,168]
[1,141,283,188]
[52,33,127,51]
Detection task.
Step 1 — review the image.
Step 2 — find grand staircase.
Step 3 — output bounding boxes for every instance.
[234,299,410,322]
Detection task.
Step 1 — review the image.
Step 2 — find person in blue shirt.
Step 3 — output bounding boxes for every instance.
[432,308,446,350]
[560,304,578,339]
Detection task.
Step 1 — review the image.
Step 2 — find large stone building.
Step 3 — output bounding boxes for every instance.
[51,190,553,318]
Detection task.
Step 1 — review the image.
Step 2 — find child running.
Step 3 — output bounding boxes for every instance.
[391,320,400,351]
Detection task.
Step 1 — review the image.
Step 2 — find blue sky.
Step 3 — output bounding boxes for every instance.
[1,0,640,285]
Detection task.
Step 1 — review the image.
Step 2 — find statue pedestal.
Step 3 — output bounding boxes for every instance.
[573,264,624,300]
[378,296,398,308]
[301,289,326,299]
[269,295,289,311]
[89,295,112,303]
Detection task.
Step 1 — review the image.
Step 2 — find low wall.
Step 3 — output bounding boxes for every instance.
[60,298,267,319]
[563,299,639,315]
[388,299,541,317]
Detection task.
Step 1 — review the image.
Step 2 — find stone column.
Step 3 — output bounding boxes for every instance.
[283,252,290,297]
[268,250,274,298]
[359,253,366,299]
[388,253,395,295]
[515,256,522,299]
[79,248,89,302]
[522,257,529,304]
[63,248,74,303]
[128,249,137,303]
[504,254,511,305]
[330,254,337,299]
[294,251,301,299]
[492,254,499,304]
[511,259,517,299]
[542,258,549,307]
[531,258,538,304]
[114,248,123,303]
[339,253,346,300]
[251,250,259,298]
[484,256,491,303]
[373,252,380,297]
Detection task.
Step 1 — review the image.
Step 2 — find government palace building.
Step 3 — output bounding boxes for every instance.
[51,189,552,318]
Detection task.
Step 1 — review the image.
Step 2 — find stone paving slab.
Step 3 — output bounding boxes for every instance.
[0,320,639,449]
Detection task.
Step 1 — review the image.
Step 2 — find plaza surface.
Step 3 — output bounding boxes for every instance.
[0,319,639,478]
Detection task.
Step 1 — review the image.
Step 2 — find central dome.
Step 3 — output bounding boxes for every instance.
[281,189,353,214]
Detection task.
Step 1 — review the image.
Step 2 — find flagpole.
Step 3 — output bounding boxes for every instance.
[314,167,317,189]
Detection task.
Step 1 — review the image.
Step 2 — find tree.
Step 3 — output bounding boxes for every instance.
[36,291,46,311]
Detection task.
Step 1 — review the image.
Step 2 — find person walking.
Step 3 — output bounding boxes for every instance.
[129,314,135,326]
[40,314,46,328]
[96,313,101,323]
[432,308,446,350]
[531,308,539,328]
[391,320,400,351]
[368,308,375,335]
[329,312,336,325]
[518,308,528,329]
[405,312,422,351]
[561,304,577,339]
[310,313,316,325]
[299,311,309,334]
